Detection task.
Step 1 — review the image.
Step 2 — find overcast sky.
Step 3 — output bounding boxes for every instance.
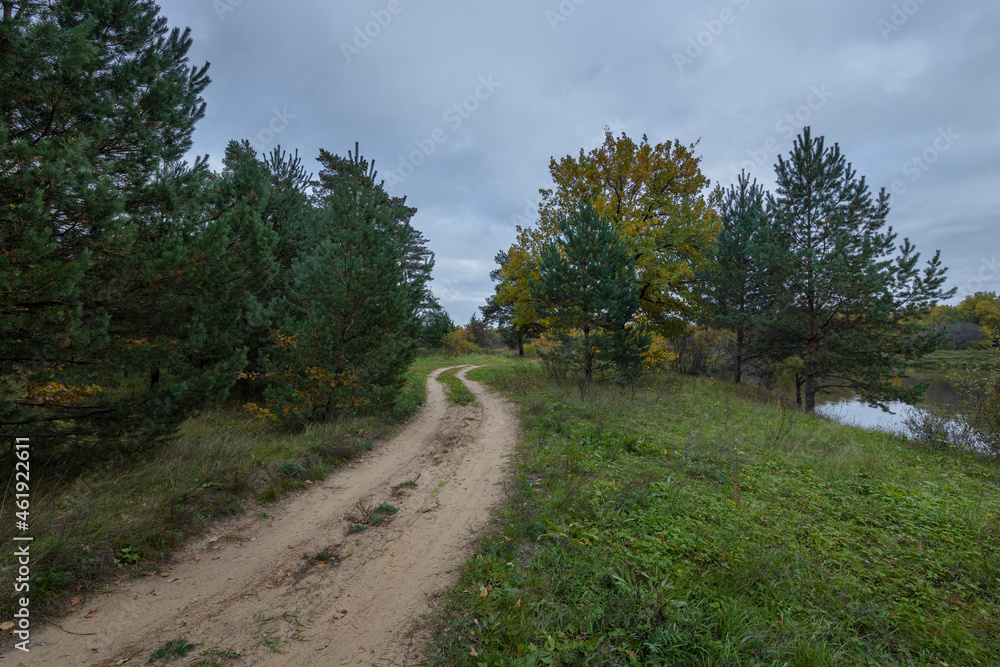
[157,0,999,324]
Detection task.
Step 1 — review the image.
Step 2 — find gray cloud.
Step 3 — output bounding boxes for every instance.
[161,0,1000,322]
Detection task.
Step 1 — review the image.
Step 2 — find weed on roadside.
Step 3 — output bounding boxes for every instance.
[149,638,196,663]
[346,498,400,530]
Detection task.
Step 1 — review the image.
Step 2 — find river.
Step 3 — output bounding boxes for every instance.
[808,370,959,434]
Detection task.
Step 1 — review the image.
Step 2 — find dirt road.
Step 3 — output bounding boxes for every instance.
[13,365,516,666]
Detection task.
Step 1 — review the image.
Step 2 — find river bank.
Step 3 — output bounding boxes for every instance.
[909,348,999,371]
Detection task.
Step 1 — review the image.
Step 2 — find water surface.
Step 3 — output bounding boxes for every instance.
[810,370,957,434]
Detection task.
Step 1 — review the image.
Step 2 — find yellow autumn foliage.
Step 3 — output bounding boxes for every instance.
[499,128,721,339]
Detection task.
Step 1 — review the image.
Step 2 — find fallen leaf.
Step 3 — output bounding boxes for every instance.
[0,621,14,631]
[56,510,66,515]
[192,556,200,562]
[85,606,100,618]
[470,647,478,657]
[70,596,83,607]
[390,563,400,567]
[514,598,521,610]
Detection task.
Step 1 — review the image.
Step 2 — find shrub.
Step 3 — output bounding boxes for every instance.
[956,362,1000,457]
[442,328,481,356]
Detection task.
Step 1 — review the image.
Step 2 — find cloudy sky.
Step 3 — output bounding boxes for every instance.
[157,0,999,325]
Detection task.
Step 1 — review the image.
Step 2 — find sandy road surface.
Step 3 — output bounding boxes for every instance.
[11,365,516,666]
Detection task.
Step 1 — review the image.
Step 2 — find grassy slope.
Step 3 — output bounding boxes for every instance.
[0,352,513,625]
[428,364,1000,666]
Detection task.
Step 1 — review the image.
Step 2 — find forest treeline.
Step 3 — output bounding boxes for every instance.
[3,1,997,463]
[481,126,994,413]
[1,1,441,460]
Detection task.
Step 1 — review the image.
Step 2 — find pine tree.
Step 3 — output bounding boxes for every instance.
[530,200,648,385]
[1,1,216,447]
[265,145,428,421]
[699,171,775,383]
[108,141,277,439]
[419,309,455,348]
[763,128,953,411]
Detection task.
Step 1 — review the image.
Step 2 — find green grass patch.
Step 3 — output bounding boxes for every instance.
[438,367,477,406]
[428,364,1000,666]
[911,348,1000,370]
[149,638,196,663]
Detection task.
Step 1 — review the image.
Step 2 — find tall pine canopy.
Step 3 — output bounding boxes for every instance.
[763,128,952,411]
[699,170,774,384]
[265,145,429,422]
[0,0,224,447]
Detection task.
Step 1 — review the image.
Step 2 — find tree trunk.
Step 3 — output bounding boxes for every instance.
[517,334,524,357]
[149,367,160,390]
[803,361,816,412]
[733,328,743,384]
[583,326,592,383]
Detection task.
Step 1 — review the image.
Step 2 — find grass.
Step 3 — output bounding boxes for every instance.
[149,638,196,663]
[438,367,478,406]
[427,363,1000,666]
[910,348,1000,370]
[0,352,498,633]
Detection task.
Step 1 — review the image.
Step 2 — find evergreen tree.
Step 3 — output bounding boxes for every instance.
[699,171,775,383]
[226,145,316,401]
[1,0,217,447]
[265,145,427,421]
[530,200,648,385]
[109,141,277,437]
[419,309,455,348]
[763,128,953,411]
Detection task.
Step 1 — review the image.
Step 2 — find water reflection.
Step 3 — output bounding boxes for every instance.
[808,371,957,434]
